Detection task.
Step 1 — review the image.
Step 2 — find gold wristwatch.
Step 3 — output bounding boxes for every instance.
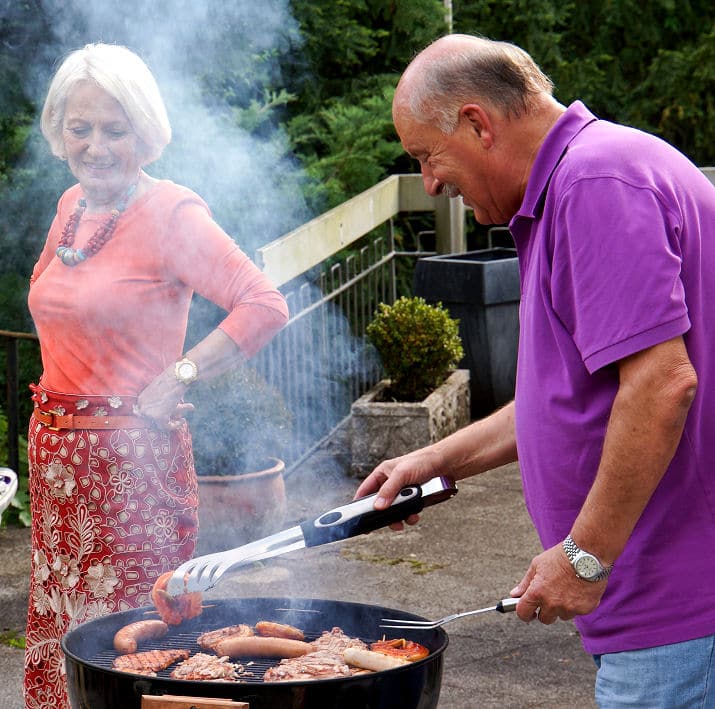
[174,357,198,385]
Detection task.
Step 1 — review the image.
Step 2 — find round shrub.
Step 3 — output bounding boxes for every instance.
[366,296,464,401]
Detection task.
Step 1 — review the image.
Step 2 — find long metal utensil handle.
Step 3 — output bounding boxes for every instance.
[494,598,519,613]
[445,597,519,624]
[454,597,519,621]
[300,476,457,547]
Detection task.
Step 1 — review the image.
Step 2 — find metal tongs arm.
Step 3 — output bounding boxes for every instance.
[166,476,457,596]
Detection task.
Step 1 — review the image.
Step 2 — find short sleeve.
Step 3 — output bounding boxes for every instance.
[550,176,690,373]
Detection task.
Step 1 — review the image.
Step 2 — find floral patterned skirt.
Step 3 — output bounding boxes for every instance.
[24,388,198,709]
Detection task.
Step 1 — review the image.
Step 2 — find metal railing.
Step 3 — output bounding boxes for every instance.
[6,167,714,475]
[252,174,464,467]
[1,175,464,475]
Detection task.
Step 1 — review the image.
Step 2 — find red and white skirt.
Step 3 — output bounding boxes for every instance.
[23,387,198,709]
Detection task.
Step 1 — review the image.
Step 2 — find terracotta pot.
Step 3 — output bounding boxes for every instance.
[197,457,287,549]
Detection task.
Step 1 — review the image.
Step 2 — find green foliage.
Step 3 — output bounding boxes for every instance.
[289,81,405,211]
[367,296,464,402]
[283,0,447,209]
[188,367,292,474]
[0,629,26,649]
[287,0,445,104]
[631,26,715,162]
[453,0,715,165]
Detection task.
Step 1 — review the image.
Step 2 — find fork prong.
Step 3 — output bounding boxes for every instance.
[381,617,435,623]
[379,623,438,630]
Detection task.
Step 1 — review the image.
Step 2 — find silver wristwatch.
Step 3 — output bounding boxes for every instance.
[562,534,613,582]
[174,357,198,385]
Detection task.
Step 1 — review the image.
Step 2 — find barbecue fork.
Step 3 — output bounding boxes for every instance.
[379,597,519,630]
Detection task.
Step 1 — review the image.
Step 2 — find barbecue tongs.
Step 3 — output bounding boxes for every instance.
[166,476,457,597]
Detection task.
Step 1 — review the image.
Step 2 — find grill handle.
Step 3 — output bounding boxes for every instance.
[142,695,248,708]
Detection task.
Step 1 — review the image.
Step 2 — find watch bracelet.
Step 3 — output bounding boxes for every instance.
[562,534,613,581]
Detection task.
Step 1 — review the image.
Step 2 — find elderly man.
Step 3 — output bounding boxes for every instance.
[356,34,715,707]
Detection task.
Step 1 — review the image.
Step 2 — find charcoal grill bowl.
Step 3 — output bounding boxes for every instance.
[62,596,448,709]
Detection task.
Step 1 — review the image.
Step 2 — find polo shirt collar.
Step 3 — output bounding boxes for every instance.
[511,101,598,223]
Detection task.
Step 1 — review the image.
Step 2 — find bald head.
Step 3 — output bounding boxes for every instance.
[394,34,555,133]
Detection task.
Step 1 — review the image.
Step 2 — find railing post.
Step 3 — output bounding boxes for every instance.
[434,193,466,254]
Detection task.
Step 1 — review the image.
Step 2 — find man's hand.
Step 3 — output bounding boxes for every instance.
[354,448,444,530]
[510,543,607,624]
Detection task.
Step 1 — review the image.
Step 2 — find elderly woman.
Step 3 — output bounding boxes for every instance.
[25,43,289,707]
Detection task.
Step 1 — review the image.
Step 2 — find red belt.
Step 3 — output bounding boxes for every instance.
[33,408,149,430]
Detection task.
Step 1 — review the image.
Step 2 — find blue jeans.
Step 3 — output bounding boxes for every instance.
[593,634,715,708]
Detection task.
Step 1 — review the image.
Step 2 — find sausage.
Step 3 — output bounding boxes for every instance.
[254,620,305,641]
[343,647,411,672]
[213,635,312,659]
[113,619,169,654]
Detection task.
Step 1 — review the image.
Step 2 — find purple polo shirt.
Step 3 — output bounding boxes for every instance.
[509,101,715,654]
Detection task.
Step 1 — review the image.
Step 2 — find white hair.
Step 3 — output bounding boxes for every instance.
[406,36,555,133]
[41,43,171,164]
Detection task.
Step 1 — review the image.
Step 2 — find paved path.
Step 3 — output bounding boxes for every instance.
[0,455,597,708]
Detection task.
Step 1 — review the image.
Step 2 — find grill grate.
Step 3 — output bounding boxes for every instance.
[95,628,382,684]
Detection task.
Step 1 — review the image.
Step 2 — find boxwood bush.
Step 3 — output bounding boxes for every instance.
[367,296,464,402]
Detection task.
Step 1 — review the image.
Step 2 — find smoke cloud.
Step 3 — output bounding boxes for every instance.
[13,0,311,257]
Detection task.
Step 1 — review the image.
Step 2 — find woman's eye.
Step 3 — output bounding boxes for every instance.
[68,127,89,138]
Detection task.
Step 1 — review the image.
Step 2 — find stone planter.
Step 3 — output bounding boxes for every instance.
[350,369,470,478]
[197,457,287,549]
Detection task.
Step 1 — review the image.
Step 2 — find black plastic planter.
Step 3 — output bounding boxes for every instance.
[414,247,520,419]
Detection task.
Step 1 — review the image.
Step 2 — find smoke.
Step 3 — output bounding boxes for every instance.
[2,0,372,544]
[9,0,311,258]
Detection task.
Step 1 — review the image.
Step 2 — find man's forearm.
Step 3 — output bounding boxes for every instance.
[432,400,518,481]
[570,337,697,564]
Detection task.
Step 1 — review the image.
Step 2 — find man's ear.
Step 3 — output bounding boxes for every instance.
[460,104,493,147]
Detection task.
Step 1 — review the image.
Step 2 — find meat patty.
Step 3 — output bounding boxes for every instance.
[196,623,254,653]
[264,627,370,682]
[169,652,245,681]
[113,648,190,675]
[310,626,368,654]
[263,650,354,682]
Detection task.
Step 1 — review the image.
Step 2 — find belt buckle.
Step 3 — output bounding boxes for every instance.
[46,408,66,431]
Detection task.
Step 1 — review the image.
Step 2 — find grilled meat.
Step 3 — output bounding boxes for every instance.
[255,620,305,641]
[113,648,190,675]
[310,626,368,654]
[263,649,354,682]
[151,571,202,625]
[169,652,244,681]
[264,627,370,682]
[197,623,254,653]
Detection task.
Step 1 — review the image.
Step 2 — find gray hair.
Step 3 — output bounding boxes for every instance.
[41,43,171,164]
[406,36,554,133]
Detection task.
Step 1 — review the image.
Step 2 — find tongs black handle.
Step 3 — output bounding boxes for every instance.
[300,475,457,547]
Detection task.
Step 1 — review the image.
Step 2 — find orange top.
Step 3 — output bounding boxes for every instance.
[29,180,288,395]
